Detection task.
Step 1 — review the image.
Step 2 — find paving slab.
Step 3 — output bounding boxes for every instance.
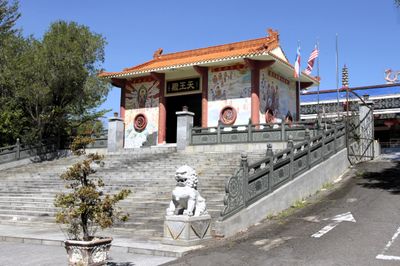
[0,223,205,265]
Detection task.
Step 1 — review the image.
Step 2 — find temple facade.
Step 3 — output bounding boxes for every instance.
[100,29,318,148]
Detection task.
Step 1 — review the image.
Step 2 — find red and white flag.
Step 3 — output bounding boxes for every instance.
[294,46,301,78]
[304,46,319,75]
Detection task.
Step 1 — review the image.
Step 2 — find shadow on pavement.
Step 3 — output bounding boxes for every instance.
[107,262,135,266]
[357,161,400,194]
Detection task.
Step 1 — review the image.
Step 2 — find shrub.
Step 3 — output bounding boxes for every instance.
[55,146,131,241]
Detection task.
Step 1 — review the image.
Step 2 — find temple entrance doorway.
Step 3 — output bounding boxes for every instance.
[165,93,202,143]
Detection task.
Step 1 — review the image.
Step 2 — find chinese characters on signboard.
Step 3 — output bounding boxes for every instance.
[166,78,200,96]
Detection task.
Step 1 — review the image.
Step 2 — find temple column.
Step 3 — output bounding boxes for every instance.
[244,59,274,124]
[151,72,166,144]
[120,87,126,120]
[193,66,208,127]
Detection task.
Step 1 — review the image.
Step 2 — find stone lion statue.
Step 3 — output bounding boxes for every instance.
[166,165,207,216]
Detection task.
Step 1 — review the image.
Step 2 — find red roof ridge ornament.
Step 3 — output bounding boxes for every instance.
[153,48,163,59]
[266,28,279,42]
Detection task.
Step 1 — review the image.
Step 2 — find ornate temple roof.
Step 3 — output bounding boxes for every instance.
[99,29,319,86]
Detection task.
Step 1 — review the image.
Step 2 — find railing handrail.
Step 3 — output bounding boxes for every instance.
[190,119,345,146]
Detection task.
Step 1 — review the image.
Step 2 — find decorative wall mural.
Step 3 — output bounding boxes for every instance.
[125,77,160,109]
[208,64,251,126]
[208,98,251,127]
[220,106,237,125]
[260,69,296,122]
[209,64,251,101]
[124,77,160,148]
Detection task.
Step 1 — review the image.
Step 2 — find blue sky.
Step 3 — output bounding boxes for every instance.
[16,0,400,118]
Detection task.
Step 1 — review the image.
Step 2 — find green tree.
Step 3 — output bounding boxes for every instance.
[0,4,109,147]
[0,0,20,39]
[0,1,26,146]
[396,0,400,7]
[14,21,110,145]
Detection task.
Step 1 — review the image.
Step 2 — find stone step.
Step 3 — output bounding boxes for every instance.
[0,196,55,202]
[0,205,58,213]
[0,148,264,240]
[0,213,55,222]
[0,209,56,217]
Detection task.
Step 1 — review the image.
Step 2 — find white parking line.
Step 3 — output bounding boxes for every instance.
[376,254,400,261]
[311,212,356,238]
[376,226,400,261]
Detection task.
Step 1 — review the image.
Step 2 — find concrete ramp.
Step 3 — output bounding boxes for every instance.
[215,148,350,238]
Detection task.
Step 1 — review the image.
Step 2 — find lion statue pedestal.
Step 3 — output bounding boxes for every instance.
[163,215,212,246]
[163,165,211,246]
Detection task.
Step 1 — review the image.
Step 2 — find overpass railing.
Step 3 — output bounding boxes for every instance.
[220,122,346,220]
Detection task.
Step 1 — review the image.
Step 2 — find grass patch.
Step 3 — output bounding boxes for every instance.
[322,182,334,190]
[267,200,309,221]
[355,170,365,179]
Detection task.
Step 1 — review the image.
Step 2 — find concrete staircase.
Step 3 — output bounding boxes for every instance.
[0,147,266,240]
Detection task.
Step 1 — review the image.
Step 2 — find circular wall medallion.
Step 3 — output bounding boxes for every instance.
[134,113,147,132]
[219,106,237,125]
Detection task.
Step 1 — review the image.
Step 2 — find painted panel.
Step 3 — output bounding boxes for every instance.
[208,98,251,127]
[259,69,296,122]
[124,78,160,148]
[125,78,159,109]
[208,64,251,126]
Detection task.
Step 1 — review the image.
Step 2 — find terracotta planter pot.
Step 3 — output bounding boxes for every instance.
[64,237,112,266]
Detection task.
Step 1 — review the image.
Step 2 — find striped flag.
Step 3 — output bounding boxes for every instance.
[294,46,301,78]
[304,46,319,75]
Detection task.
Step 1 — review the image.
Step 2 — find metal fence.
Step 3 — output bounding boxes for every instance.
[220,122,347,220]
[190,120,341,145]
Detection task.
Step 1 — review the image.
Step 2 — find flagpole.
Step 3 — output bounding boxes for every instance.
[317,39,320,117]
[336,34,340,118]
[298,40,301,121]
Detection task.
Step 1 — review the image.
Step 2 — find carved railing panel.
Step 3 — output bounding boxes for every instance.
[220,158,247,218]
[252,130,282,142]
[247,157,271,205]
[191,121,324,145]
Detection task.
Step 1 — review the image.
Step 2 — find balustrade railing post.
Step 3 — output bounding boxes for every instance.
[281,121,286,141]
[241,153,249,206]
[322,130,326,160]
[332,120,337,153]
[247,120,252,142]
[266,143,274,188]
[266,143,273,157]
[287,135,294,179]
[305,129,311,169]
[16,138,20,160]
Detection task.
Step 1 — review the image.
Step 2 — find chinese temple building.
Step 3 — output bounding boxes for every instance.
[100,29,319,148]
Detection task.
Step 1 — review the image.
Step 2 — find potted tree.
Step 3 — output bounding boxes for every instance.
[55,136,131,265]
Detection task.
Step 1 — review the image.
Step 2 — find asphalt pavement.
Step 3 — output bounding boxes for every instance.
[0,241,175,266]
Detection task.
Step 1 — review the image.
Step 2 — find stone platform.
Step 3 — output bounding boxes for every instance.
[163,215,212,246]
[0,224,203,258]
